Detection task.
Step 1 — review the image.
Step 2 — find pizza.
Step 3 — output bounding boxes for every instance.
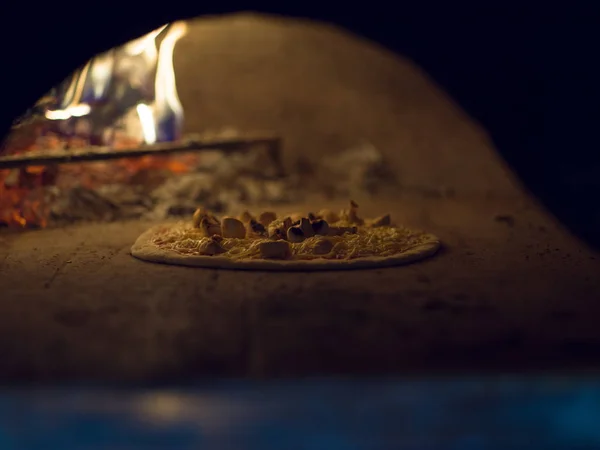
[131,201,441,271]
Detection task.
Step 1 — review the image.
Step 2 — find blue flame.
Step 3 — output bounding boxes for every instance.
[154,110,182,143]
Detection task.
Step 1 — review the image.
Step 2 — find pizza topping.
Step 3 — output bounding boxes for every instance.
[247,219,267,237]
[340,200,364,225]
[311,219,329,236]
[192,208,204,228]
[328,225,358,236]
[148,203,432,263]
[268,217,292,240]
[287,225,305,243]
[299,217,315,238]
[312,237,334,255]
[269,229,286,240]
[221,217,246,238]
[198,237,226,255]
[267,224,285,240]
[199,216,222,237]
[151,217,433,262]
[192,207,222,234]
[192,207,214,229]
[369,214,391,228]
[258,211,277,227]
[259,240,292,259]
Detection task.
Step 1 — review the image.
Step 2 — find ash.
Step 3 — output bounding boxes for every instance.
[315,141,397,198]
[48,141,396,225]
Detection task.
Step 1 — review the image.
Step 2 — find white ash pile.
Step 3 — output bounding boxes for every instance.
[296,141,397,198]
[148,151,290,221]
[47,140,397,225]
[49,148,290,224]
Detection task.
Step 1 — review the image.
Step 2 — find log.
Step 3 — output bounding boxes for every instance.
[0,134,284,175]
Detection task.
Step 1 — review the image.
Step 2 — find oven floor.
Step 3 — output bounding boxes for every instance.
[1,193,599,382]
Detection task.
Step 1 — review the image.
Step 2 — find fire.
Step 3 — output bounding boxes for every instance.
[45,103,91,121]
[153,21,187,143]
[133,21,188,144]
[0,21,190,228]
[136,104,157,144]
[43,22,186,143]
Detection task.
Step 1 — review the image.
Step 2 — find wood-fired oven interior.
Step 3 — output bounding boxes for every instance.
[0,14,599,382]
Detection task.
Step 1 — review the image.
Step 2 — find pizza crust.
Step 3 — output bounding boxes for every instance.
[131,225,441,271]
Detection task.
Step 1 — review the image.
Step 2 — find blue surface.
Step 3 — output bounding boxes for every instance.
[1,378,600,449]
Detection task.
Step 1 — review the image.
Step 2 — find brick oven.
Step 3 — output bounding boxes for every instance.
[0,12,599,383]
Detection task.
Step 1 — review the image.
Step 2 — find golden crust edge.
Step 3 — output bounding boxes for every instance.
[130,224,441,272]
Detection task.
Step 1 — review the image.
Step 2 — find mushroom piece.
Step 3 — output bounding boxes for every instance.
[311,219,329,236]
[327,225,358,236]
[246,219,267,237]
[312,238,334,255]
[258,211,277,227]
[299,217,315,238]
[268,228,286,240]
[287,226,306,243]
[221,217,247,238]
[198,237,226,256]
[369,214,392,228]
[318,209,340,224]
[259,240,292,259]
[192,207,209,228]
[199,216,222,237]
[193,207,222,230]
[268,217,293,240]
[340,200,364,225]
[238,211,255,224]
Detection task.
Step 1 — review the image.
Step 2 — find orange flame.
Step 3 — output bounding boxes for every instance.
[1,21,193,229]
[136,21,187,144]
[43,22,187,145]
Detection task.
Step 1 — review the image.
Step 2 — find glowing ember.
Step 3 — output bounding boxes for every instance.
[0,22,189,228]
[0,135,59,228]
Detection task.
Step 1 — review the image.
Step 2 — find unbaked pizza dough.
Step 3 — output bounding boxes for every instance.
[131,204,440,271]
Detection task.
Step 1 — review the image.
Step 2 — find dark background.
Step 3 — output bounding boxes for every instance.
[0,3,598,248]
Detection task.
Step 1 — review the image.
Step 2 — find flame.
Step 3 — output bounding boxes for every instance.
[123,25,168,58]
[136,103,156,144]
[45,103,91,120]
[59,59,93,109]
[125,22,188,144]
[1,22,191,228]
[153,21,187,140]
[44,24,170,124]
[89,52,115,99]
[117,25,167,92]
[41,22,187,145]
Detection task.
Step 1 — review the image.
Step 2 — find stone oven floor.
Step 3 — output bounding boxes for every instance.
[1,192,600,382]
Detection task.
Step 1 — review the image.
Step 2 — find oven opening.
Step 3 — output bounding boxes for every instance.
[0,13,598,381]
[0,21,285,227]
[0,14,518,230]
